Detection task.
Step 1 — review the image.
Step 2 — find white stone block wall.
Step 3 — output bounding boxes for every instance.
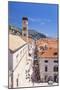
[8,44,28,88]
[39,57,58,82]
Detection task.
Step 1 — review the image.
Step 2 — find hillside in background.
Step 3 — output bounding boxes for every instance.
[28,29,46,39]
[9,25,47,39]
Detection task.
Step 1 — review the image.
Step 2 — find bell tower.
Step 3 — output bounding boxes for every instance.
[22,17,28,38]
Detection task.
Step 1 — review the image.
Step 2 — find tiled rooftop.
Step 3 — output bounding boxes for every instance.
[37,48,58,58]
[36,38,58,58]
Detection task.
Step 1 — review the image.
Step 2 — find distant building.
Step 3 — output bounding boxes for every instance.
[36,39,58,83]
[38,48,58,83]
[9,25,21,36]
[8,34,28,88]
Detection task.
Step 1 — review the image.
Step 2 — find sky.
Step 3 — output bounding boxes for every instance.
[8,2,58,38]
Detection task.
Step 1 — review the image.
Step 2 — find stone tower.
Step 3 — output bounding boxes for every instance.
[22,17,28,38]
